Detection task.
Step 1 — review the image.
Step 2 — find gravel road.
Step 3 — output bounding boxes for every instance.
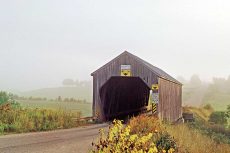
[0,123,109,153]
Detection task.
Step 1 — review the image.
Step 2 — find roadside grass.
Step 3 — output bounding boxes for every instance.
[0,104,81,135]
[183,106,230,144]
[166,124,230,153]
[18,99,92,117]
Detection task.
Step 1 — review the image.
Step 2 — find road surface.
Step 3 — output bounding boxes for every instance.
[0,123,109,153]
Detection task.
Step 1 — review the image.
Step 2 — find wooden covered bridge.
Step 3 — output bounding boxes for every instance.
[91,51,182,122]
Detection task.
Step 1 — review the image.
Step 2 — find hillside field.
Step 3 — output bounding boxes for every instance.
[18,100,92,117]
[19,86,92,102]
[203,93,230,111]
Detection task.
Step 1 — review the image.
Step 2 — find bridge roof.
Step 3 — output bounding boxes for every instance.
[91,51,182,85]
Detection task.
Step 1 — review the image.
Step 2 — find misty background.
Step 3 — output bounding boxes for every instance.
[0,1,230,106]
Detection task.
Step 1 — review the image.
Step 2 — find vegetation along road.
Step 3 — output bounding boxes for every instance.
[0,123,108,153]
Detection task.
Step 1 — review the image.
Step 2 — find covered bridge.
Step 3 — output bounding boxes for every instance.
[91,51,182,122]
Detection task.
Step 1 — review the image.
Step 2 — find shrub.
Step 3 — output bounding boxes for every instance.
[91,120,175,153]
[128,115,163,135]
[0,91,10,105]
[128,115,177,152]
[0,124,5,134]
[203,104,214,111]
[92,116,177,153]
[188,113,230,144]
[154,132,177,151]
[208,124,230,137]
[226,105,230,118]
[0,105,81,134]
[209,111,228,125]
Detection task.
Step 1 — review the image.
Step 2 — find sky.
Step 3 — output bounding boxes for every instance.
[0,0,230,91]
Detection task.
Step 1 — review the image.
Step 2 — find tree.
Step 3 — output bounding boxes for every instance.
[226,104,230,118]
[176,76,187,84]
[227,105,230,128]
[75,79,80,86]
[0,91,9,105]
[62,79,75,86]
[190,74,202,86]
[80,80,91,87]
[58,96,62,102]
[64,98,69,102]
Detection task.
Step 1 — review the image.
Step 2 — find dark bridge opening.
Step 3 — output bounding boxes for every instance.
[99,76,150,121]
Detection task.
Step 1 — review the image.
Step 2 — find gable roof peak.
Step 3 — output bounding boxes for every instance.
[122,50,130,55]
[91,51,181,85]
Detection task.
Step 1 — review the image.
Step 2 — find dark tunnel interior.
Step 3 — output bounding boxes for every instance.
[99,76,150,121]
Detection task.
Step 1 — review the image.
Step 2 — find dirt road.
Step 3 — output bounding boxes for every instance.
[0,123,108,153]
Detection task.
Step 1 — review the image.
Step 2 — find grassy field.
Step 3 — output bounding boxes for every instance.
[18,100,92,117]
[203,93,230,111]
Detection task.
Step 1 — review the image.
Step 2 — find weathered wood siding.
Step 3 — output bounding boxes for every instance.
[92,52,182,122]
[92,54,158,120]
[158,78,182,122]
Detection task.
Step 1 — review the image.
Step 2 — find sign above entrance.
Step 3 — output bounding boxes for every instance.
[152,84,159,91]
[121,65,131,70]
[121,65,131,76]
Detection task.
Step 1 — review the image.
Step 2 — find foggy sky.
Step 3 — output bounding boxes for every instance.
[0,0,230,91]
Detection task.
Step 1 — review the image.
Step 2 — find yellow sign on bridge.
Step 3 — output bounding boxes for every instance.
[120,65,131,76]
[121,69,131,76]
[152,84,159,91]
[152,103,157,114]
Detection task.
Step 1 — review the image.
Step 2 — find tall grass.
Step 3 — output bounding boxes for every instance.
[166,124,230,153]
[0,104,81,134]
[184,106,230,144]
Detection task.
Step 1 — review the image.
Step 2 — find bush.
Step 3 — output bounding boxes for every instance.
[154,132,177,151]
[91,120,175,153]
[128,115,176,152]
[0,124,5,134]
[0,105,81,134]
[209,111,227,125]
[203,104,214,111]
[187,113,230,144]
[0,91,11,105]
[92,116,177,153]
[226,105,230,118]
[128,115,163,135]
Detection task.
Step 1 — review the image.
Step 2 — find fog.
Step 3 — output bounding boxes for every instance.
[0,0,230,91]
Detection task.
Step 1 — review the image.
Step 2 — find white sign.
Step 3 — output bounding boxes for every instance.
[121,65,131,70]
[152,93,159,104]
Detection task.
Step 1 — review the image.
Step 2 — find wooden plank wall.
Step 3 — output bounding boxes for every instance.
[92,54,158,120]
[158,78,182,122]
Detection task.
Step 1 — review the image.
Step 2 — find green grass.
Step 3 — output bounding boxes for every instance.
[18,100,92,117]
[204,93,230,111]
[21,86,92,102]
